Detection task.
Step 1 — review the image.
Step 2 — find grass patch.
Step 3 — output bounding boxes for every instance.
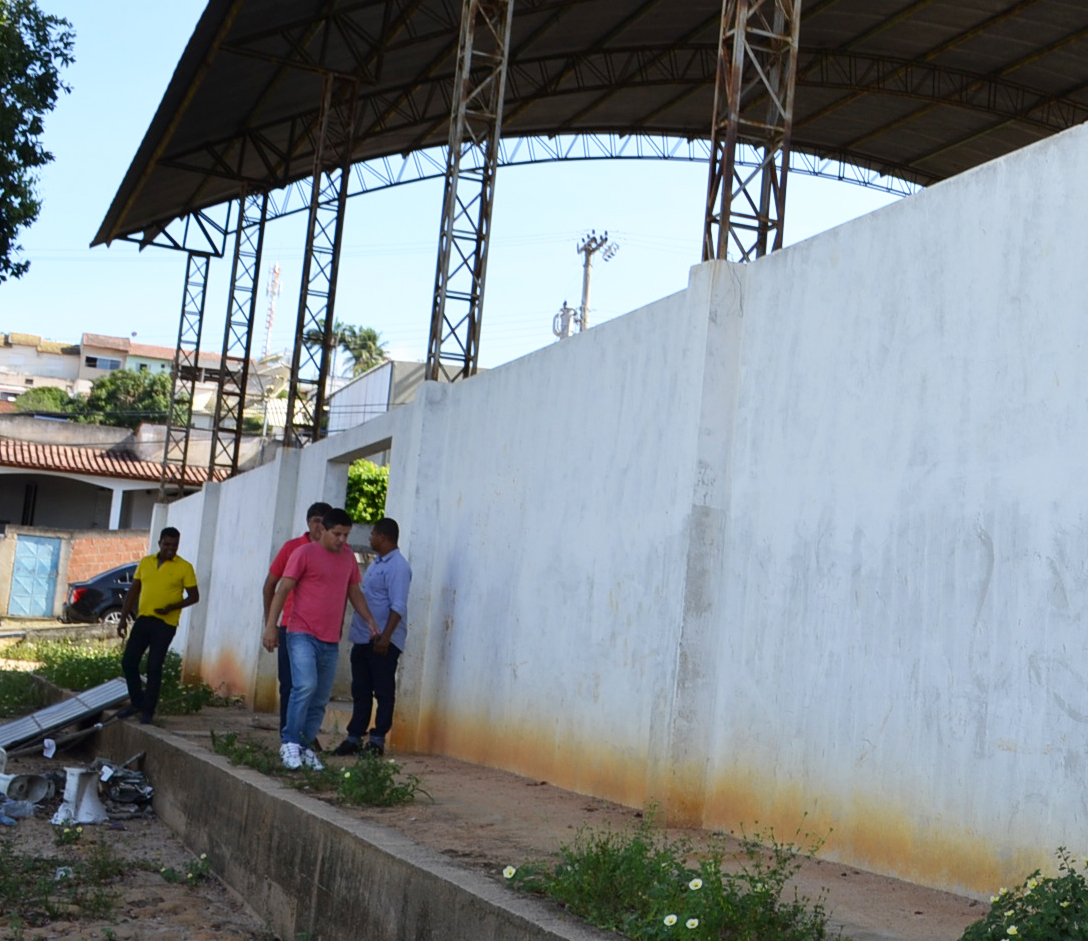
[3,640,228,714]
[210,730,430,806]
[0,670,47,718]
[0,837,124,929]
[505,813,846,941]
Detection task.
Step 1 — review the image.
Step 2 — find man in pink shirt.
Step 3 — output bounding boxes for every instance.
[263,507,377,771]
[262,501,331,736]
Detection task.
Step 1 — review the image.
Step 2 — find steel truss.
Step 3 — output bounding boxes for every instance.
[160,250,209,500]
[704,0,802,262]
[210,188,268,476]
[427,0,515,382]
[283,74,358,447]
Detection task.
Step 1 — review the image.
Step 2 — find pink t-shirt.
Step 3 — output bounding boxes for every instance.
[269,533,310,625]
[283,541,361,643]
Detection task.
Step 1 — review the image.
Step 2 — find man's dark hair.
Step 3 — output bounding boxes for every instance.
[306,501,332,520]
[322,508,353,530]
[159,526,180,541]
[372,517,399,545]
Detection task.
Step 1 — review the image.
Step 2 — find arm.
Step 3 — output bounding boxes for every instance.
[117,578,142,639]
[261,571,279,622]
[373,562,410,655]
[347,583,378,640]
[154,585,200,617]
[263,577,296,652]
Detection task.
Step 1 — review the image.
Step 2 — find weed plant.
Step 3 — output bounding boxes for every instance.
[210,730,429,806]
[506,814,845,941]
[161,852,211,886]
[4,640,221,714]
[959,847,1088,940]
[336,755,430,806]
[0,670,47,717]
[0,837,123,928]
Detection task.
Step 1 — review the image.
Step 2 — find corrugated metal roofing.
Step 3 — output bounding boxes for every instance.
[0,678,129,750]
[94,0,1088,247]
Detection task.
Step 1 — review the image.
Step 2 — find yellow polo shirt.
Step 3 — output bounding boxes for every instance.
[134,553,198,627]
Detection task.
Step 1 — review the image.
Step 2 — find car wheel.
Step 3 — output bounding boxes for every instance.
[100,608,123,628]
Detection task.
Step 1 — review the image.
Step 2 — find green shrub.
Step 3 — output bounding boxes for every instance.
[506,814,844,941]
[346,458,388,524]
[335,754,430,807]
[960,848,1088,940]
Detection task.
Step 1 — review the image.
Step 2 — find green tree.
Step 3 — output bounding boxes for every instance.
[13,384,75,414]
[304,321,388,377]
[346,459,388,524]
[78,369,186,429]
[0,0,74,282]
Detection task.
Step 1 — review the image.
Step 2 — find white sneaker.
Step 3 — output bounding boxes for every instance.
[301,748,324,772]
[280,742,302,770]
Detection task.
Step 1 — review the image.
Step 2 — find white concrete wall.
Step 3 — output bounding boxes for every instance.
[153,120,1088,897]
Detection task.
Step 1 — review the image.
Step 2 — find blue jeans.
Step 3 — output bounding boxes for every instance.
[282,632,339,747]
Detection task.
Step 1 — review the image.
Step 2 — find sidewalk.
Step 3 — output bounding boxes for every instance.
[149,707,986,941]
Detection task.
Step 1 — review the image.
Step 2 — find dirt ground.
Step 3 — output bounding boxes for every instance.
[0,704,988,941]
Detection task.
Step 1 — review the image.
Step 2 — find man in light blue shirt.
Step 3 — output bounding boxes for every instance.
[333,517,411,757]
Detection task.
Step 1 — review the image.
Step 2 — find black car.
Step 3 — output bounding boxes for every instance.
[61,563,138,627]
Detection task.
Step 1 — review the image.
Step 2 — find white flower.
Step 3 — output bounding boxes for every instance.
[200,853,207,860]
[343,771,352,779]
[1007,927,1018,937]
[503,866,517,879]
[686,918,700,929]
[663,914,678,926]
[688,878,703,890]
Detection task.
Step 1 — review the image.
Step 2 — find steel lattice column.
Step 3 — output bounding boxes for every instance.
[160,250,210,501]
[703,0,802,262]
[427,0,515,382]
[210,189,268,476]
[284,75,357,447]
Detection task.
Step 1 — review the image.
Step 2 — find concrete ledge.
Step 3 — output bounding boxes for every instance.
[96,721,608,941]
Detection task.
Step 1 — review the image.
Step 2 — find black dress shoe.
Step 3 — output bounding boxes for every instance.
[331,739,360,756]
[115,706,138,719]
[362,741,384,757]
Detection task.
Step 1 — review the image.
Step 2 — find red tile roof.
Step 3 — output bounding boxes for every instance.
[0,439,227,485]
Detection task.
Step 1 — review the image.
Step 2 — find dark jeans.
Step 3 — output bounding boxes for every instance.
[347,642,401,743]
[122,615,176,718]
[277,624,291,731]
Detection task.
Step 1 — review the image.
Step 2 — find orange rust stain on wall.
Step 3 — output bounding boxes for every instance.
[408,706,651,810]
[201,650,250,701]
[700,768,1049,896]
[402,704,1055,896]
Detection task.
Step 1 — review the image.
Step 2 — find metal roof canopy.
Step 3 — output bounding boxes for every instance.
[95,0,1088,249]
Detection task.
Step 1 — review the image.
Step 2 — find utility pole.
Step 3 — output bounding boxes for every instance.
[576,230,618,332]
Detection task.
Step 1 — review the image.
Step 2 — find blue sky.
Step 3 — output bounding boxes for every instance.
[2,1,902,370]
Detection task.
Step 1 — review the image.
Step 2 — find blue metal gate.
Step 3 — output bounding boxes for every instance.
[9,535,61,617]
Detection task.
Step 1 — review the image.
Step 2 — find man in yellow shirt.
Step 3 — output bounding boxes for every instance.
[116,527,200,723]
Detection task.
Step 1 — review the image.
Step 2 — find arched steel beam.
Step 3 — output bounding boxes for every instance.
[117,132,919,254]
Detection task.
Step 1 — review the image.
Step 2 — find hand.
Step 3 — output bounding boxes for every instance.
[262,624,279,653]
[367,620,380,641]
[117,615,129,640]
[154,605,172,616]
[373,636,390,656]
